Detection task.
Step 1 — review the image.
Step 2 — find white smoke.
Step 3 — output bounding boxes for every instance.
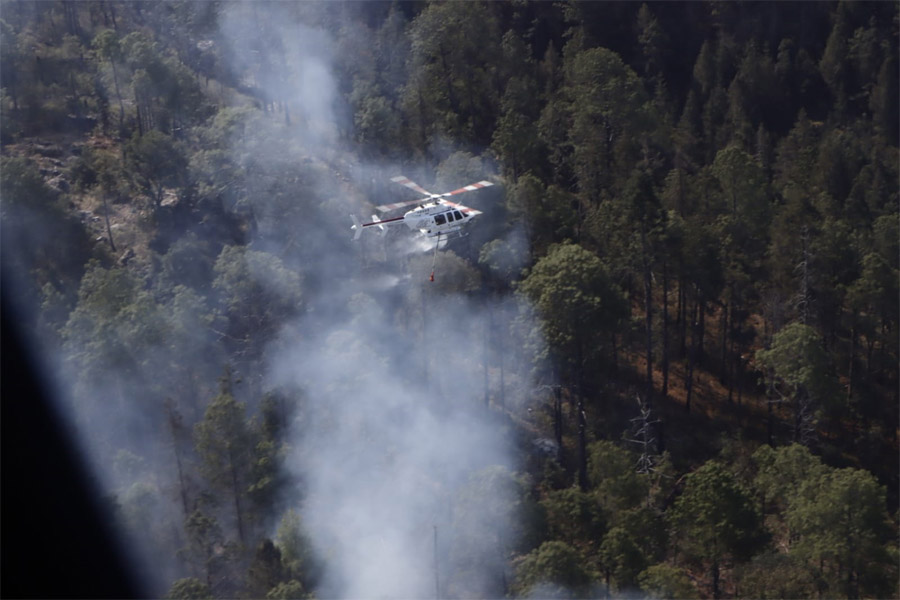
[268,293,517,597]
[218,3,343,149]
[6,3,544,597]
[218,5,537,596]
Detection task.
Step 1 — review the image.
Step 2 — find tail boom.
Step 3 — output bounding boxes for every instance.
[351,214,404,239]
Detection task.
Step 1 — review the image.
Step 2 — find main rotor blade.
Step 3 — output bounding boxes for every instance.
[439,199,482,216]
[375,198,424,212]
[390,175,434,197]
[379,177,491,212]
[443,180,493,196]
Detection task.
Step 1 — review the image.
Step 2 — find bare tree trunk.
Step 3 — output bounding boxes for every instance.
[109,59,125,130]
[662,257,669,399]
[685,294,700,414]
[697,298,706,365]
[433,526,440,600]
[63,1,80,36]
[720,300,728,385]
[577,392,587,491]
[498,301,506,408]
[576,350,588,491]
[483,301,490,407]
[847,321,856,408]
[422,285,429,387]
[102,194,116,252]
[438,44,460,116]
[611,333,618,375]
[135,103,144,136]
[727,313,736,405]
[678,275,687,356]
[229,457,245,544]
[553,385,564,465]
[712,558,721,600]
[643,252,653,409]
[865,337,875,380]
[165,399,189,518]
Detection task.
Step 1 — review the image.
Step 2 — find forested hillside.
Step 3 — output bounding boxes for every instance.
[1,2,897,599]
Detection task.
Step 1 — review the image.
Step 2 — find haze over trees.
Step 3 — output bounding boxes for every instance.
[1,2,897,599]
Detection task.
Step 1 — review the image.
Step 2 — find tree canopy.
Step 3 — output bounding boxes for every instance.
[2,2,896,598]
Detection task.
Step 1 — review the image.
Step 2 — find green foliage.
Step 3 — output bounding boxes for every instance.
[193,373,258,543]
[735,551,816,599]
[590,168,666,283]
[749,444,897,597]
[505,175,577,256]
[478,236,528,286]
[513,540,596,598]
[598,526,647,591]
[121,481,160,534]
[617,506,668,564]
[710,145,770,238]
[638,563,695,599]
[275,509,317,587]
[167,577,213,600]
[194,376,252,470]
[669,461,767,596]
[492,101,541,180]
[4,4,899,598]
[870,54,899,144]
[788,467,895,598]
[182,508,224,583]
[63,261,168,400]
[352,89,401,157]
[451,465,538,558]
[248,403,289,514]
[752,444,827,520]
[587,441,649,514]
[757,322,839,443]
[820,8,851,114]
[212,245,303,356]
[125,130,187,209]
[492,35,543,181]
[518,242,627,383]
[429,250,483,294]
[158,234,219,293]
[247,539,286,598]
[447,466,540,597]
[1,156,93,306]
[404,1,501,146]
[266,579,311,600]
[564,47,653,202]
[540,485,606,547]
[92,29,122,63]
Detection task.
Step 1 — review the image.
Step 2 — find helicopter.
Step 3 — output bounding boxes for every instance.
[351,175,493,241]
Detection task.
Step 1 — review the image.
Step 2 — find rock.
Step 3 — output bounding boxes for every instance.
[532,437,559,457]
[118,248,135,266]
[47,175,69,192]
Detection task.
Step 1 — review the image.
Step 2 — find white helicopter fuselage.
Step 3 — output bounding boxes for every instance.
[402,202,474,238]
[351,176,491,240]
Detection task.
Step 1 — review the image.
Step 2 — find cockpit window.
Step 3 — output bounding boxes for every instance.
[454,210,463,220]
[434,214,446,225]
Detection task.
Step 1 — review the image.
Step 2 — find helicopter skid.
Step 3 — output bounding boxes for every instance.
[422,228,466,241]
